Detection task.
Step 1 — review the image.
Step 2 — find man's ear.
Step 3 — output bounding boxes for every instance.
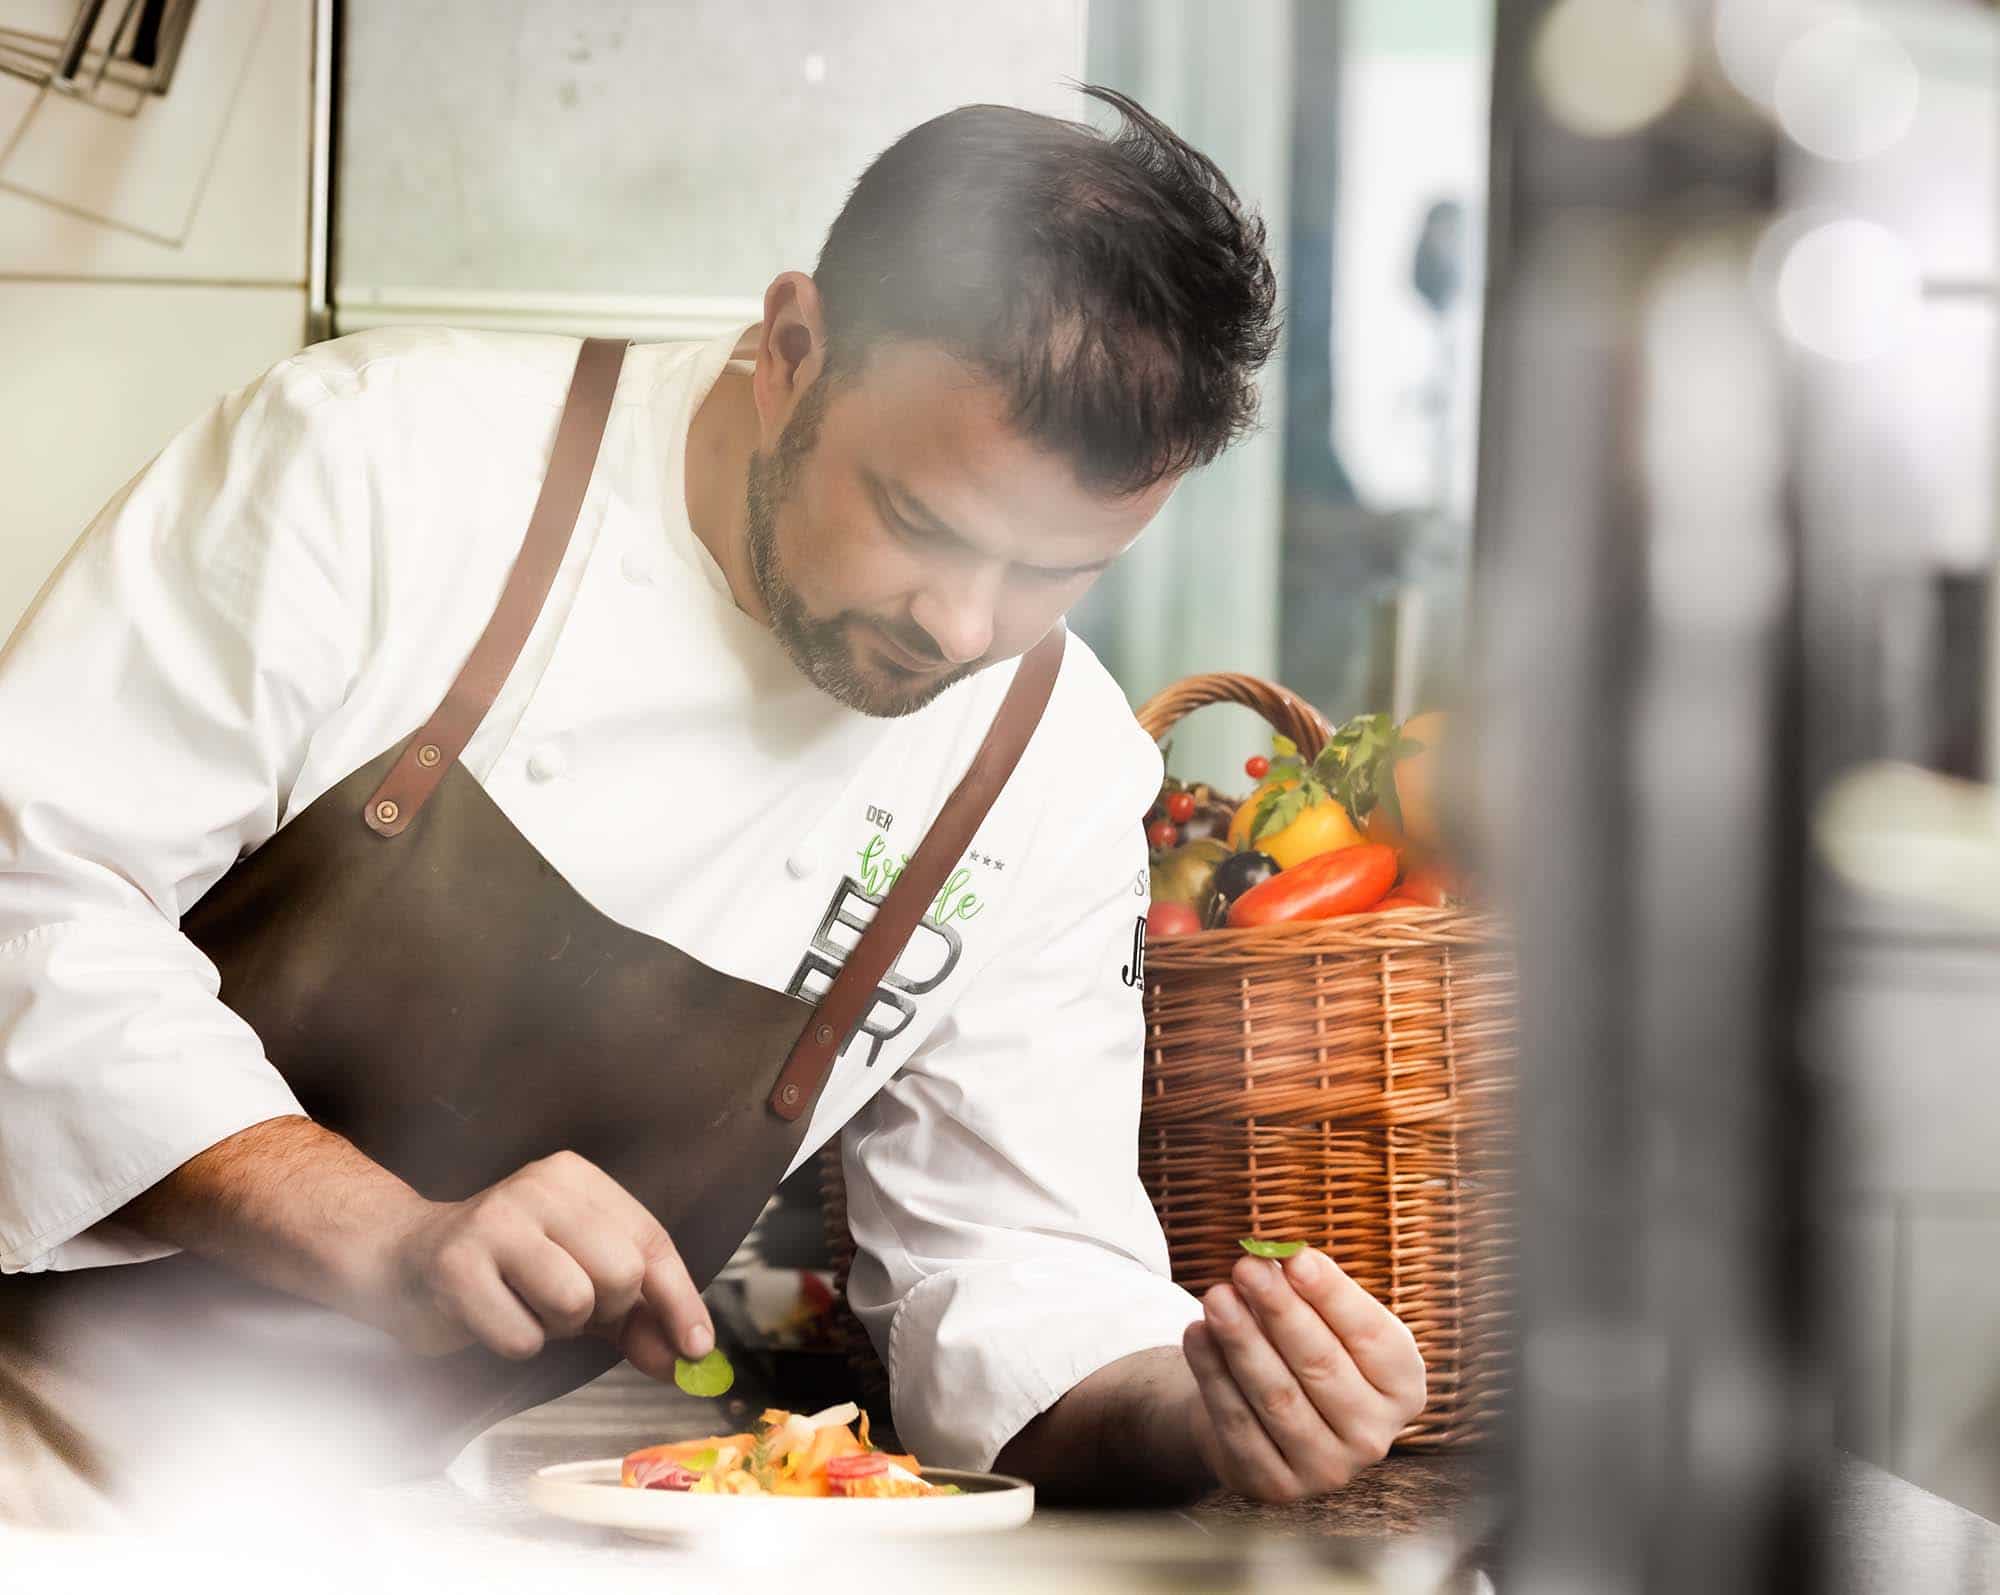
[751,272,829,438]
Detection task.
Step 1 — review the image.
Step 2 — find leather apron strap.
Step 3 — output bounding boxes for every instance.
[343,333,1066,1128]
[767,622,1067,1121]
[365,336,630,837]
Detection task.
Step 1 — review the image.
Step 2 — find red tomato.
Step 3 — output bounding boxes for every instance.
[1147,901,1202,938]
[1245,755,1270,780]
[1371,894,1429,911]
[1146,818,1180,850]
[1226,844,1399,929]
[1166,791,1196,823]
[824,1453,889,1481]
[1398,863,1457,907]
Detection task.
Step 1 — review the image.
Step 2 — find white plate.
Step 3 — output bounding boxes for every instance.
[527,1458,1035,1543]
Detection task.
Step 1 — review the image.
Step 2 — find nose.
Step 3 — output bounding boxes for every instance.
[908,564,1004,666]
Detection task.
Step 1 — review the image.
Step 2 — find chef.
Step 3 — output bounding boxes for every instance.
[0,87,1423,1523]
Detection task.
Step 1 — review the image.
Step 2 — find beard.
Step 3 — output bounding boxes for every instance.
[744,378,978,719]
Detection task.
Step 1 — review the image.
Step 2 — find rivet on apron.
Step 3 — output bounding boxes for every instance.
[373,799,400,825]
[779,1082,801,1108]
[815,1024,834,1045]
[416,743,442,768]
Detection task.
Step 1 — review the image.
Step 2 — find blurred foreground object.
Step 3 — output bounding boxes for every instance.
[1478,0,1834,1589]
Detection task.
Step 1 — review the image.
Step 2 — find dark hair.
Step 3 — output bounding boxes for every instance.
[812,85,1280,496]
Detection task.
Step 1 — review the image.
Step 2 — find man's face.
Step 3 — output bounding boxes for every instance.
[745,342,1175,718]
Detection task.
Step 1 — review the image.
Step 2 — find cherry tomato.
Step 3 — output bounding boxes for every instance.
[1245,755,1271,780]
[1147,901,1203,939]
[1166,791,1196,823]
[1226,843,1399,929]
[1146,819,1180,850]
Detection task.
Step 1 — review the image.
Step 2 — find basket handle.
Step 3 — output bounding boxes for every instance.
[1132,672,1335,761]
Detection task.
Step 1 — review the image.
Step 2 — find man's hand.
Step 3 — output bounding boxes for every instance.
[1180,1245,1426,1502]
[994,1249,1424,1506]
[119,1118,712,1375]
[365,1149,713,1370]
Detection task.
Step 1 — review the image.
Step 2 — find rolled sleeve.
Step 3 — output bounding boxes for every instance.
[0,361,368,1271]
[839,709,1199,1470]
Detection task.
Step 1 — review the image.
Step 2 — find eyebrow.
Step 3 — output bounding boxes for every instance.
[867,470,1116,578]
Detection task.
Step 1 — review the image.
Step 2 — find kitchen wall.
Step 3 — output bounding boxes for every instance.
[330,0,1084,340]
[0,0,316,637]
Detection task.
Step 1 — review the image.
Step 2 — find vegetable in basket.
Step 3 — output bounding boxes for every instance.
[1224,843,1399,929]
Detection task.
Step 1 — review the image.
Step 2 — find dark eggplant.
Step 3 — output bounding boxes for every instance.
[1202,850,1280,928]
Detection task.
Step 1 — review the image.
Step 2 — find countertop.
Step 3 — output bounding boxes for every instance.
[406,1364,2000,1592]
[7,1361,1995,1592]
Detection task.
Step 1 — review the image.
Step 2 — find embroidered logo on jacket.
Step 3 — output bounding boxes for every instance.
[781,829,985,1068]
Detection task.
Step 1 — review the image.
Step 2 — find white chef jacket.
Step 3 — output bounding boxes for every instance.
[0,323,1200,1470]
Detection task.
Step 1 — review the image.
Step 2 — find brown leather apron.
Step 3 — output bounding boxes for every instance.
[0,338,1064,1510]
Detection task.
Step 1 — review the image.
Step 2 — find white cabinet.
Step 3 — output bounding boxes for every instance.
[1825,896,2000,1520]
[0,279,308,632]
[0,1,314,635]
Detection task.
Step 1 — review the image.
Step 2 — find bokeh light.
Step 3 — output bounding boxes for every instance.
[1532,0,1693,140]
[1773,216,1922,364]
[1773,16,1921,162]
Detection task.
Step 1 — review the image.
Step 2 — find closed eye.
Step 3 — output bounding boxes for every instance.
[1014,560,1100,584]
[868,470,1111,580]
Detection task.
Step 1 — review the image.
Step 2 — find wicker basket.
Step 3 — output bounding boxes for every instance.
[817,671,1515,1450]
[1134,672,1515,1448]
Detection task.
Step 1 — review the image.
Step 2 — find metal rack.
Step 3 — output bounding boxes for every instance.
[0,0,198,115]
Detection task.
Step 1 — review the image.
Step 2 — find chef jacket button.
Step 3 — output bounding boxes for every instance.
[785,848,816,879]
[620,550,658,587]
[526,745,568,783]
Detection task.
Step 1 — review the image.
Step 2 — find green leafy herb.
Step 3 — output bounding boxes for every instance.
[749,1427,776,1493]
[1315,713,1424,826]
[1249,779,1328,845]
[673,1348,735,1398]
[1239,1236,1306,1259]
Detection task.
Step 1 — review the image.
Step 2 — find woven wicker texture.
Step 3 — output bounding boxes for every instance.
[1137,673,1514,1448]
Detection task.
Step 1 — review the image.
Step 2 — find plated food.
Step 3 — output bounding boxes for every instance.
[621,1402,957,1499]
[529,1372,1033,1541]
